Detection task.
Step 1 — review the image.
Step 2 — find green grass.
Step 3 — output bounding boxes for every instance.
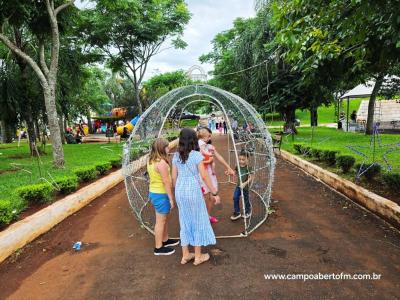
[0,141,123,203]
[280,127,400,171]
[266,99,363,127]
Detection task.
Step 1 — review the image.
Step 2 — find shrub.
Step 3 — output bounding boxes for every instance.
[310,148,323,160]
[336,155,356,173]
[382,173,400,191]
[321,150,338,166]
[110,158,122,168]
[0,199,15,227]
[129,148,140,161]
[95,162,112,175]
[302,146,312,157]
[16,183,55,204]
[73,166,98,183]
[55,176,78,194]
[355,163,381,180]
[293,143,303,154]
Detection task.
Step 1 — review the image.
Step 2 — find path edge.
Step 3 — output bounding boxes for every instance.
[0,139,179,264]
[280,150,400,228]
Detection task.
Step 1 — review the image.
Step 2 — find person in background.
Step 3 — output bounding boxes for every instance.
[350,110,357,123]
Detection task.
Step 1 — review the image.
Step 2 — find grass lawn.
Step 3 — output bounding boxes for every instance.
[0,141,123,202]
[277,126,400,202]
[266,99,363,127]
[279,127,400,171]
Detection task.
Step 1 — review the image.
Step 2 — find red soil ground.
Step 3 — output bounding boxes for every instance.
[0,135,399,299]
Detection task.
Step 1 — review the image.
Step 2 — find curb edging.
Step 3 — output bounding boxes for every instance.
[280,150,400,228]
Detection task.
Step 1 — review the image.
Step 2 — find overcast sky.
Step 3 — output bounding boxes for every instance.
[75,0,255,80]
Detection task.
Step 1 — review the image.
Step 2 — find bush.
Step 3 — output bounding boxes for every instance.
[382,173,400,191]
[73,166,98,183]
[129,148,141,160]
[310,148,323,160]
[355,163,381,180]
[110,158,122,168]
[302,146,312,157]
[95,162,112,175]
[321,150,338,166]
[336,155,356,173]
[293,143,303,154]
[16,183,55,204]
[0,199,16,227]
[55,176,78,194]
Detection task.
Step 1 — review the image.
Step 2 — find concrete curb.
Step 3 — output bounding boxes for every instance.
[280,150,400,228]
[0,139,179,264]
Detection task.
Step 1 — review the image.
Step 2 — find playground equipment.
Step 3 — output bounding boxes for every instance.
[122,84,275,238]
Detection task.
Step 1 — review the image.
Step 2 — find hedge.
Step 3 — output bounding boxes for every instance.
[321,150,338,166]
[336,155,356,173]
[0,199,16,227]
[355,163,381,180]
[55,176,79,194]
[73,166,98,183]
[110,158,122,168]
[16,183,55,204]
[310,148,323,161]
[95,162,112,175]
[382,173,400,191]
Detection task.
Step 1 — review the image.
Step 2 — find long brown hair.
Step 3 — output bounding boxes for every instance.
[178,128,199,163]
[149,138,170,165]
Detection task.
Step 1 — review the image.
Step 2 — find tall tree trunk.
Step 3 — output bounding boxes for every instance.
[35,118,41,141]
[310,106,318,127]
[0,119,14,143]
[365,74,385,135]
[44,86,65,167]
[58,113,65,144]
[283,106,297,134]
[135,86,143,114]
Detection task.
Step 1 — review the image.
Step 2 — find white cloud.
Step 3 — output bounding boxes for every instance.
[75,0,255,80]
[146,0,255,80]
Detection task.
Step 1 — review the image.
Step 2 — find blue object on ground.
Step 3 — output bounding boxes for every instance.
[72,241,82,251]
[131,116,139,126]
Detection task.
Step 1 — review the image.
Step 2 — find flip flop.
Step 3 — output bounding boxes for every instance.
[193,253,210,266]
[181,253,195,265]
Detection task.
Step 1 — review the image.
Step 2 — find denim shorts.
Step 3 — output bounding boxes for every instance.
[149,192,171,214]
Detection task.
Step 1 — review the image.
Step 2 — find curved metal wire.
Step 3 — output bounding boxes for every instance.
[123,84,275,238]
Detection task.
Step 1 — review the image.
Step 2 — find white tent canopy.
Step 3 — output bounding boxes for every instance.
[340,75,400,99]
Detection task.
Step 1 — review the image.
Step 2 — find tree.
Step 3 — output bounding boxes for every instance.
[270,0,400,134]
[141,70,190,106]
[0,0,76,166]
[81,0,190,114]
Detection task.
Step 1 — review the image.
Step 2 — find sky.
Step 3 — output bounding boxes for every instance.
[75,0,255,80]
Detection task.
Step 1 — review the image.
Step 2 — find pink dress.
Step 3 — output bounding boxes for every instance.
[198,140,218,194]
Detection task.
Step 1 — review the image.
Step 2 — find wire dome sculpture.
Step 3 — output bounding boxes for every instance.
[186,65,207,82]
[122,84,276,238]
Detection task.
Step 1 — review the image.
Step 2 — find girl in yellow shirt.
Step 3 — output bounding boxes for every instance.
[148,138,179,255]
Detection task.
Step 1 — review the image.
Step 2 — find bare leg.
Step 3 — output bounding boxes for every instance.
[194,246,210,265]
[154,212,168,248]
[162,214,169,242]
[181,246,195,264]
[205,193,213,215]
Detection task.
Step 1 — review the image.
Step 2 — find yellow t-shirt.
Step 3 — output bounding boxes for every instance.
[147,161,170,194]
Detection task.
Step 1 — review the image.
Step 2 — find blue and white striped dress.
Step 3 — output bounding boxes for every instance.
[172,151,216,247]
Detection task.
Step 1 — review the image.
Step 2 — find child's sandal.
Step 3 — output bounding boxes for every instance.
[181,253,195,265]
[193,253,210,266]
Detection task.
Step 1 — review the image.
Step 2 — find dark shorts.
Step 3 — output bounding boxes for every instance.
[149,192,171,214]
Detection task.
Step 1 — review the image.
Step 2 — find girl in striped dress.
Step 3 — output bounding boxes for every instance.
[172,128,220,265]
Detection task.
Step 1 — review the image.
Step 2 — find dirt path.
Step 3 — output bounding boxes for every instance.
[1,135,400,299]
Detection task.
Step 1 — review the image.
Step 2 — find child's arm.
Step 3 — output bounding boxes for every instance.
[198,162,220,204]
[214,148,235,175]
[157,160,175,209]
[240,173,254,189]
[172,165,178,188]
